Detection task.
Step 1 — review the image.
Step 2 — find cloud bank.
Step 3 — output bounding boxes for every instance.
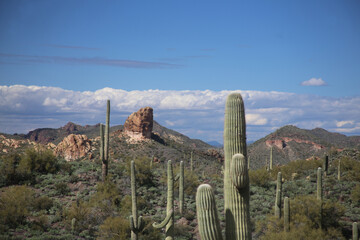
[1,85,359,142]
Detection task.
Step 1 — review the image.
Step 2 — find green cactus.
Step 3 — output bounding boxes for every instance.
[196,184,223,240]
[247,156,250,170]
[100,100,110,181]
[354,222,359,240]
[323,155,328,176]
[179,161,184,215]
[224,93,251,240]
[153,160,174,240]
[269,146,273,170]
[190,151,194,172]
[284,197,290,232]
[317,167,322,201]
[338,158,341,181]
[130,161,145,240]
[71,217,76,233]
[275,172,282,218]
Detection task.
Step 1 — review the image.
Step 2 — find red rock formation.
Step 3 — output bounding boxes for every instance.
[124,107,153,140]
[266,137,325,150]
[54,134,91,161]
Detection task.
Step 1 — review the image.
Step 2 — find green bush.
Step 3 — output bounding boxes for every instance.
[97,216,130,240]
[33,195,54,212]
[64,200,92,233]
[55,182,70,196]
[0,153,22,186]
[249,168,271,187]
[17,148,59,176]
[89,179,122,215]
[0,185,35,228]
[351,184,360,205]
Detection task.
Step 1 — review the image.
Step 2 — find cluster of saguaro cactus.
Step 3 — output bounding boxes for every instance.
[153,160,175,240]
[130,161,145,240]
[100,100,110,182]
[195,93,251,240]
[275,172,282,218]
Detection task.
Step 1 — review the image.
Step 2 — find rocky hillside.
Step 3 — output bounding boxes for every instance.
[248,125,360,169]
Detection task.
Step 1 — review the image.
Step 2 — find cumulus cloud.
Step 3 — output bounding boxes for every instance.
[1,85,360,142]
[301,78,327,86]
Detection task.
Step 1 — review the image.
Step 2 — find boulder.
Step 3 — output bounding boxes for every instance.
[124,107,153,140]
[54,134,91,161]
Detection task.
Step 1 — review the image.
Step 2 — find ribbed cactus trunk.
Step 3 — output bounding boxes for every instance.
[275,172,282,218]
[269,147,273,171]
[284,197,290,232]
[153,160,174,240]
[102,100,110,181]
[224,93,251,240]
[317,167,322,201]
[196,184,223,240]
[100,123,105,181]
[353,222,359,240]
[179,161,184,215]
[323,155,328,176]
[130,161,144,240]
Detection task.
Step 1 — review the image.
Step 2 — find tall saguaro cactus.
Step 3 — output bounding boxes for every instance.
[323,155,328,176]
[275,172,282,218]
[338,159,341,181]
[353,222,359,240]
[284,197,290,232]
[196,184,223,240]
[100,100,110,181]
[130,161,144,240]
[317,167,322,201]
[190,151,194,172]
[179,161,184,215]
[269,147,273,171]
[224,93,251,240]
[153,160,174,240]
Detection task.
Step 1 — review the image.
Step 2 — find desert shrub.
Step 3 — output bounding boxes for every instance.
[17,148,59,179]
[0,185,35,228]
[33,195,54,212]
[271,158,322,180]
[97,216,130,240]
[256,195,345,239]
[125,156,154,186]
[64,200,92,233]
[0,153,22,186]
[334,157,360,181]
[351,184,360,205]
[249,168,271,187]
[55,182,70,196]
[138,217,162,240]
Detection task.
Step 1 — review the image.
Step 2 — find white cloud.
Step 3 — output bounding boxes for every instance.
[0,85,360,142]
[301,78,327,86]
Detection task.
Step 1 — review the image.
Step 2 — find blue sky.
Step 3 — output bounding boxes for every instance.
[1,1,360,142]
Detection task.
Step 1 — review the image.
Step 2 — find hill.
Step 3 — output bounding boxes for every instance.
[248,125,360,169]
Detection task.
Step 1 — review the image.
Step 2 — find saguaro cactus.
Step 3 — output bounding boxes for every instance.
[196,184,223,240]
[179,161,184,215]
[275,172,282,218]
[323,155,328,176]
[269,146,273,170]
[353,222,359,240]
[71,218,76,233]
[338,158,341,181]
[153,160,174,240]
[190,151,194,172]
[317,167,322,201]
[100,100,110,181]
[224,93,251,240]
[284,197,290,232]
[130,161,144,240]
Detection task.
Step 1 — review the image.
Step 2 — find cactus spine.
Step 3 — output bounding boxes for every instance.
[284,197,290,232]
[179,161,184,215]
[275,172,282,218]
[323,155,328,176]
[269,146,273,170]
[317,167,322,201]
[130,161,144,240]
[353,222,359,240]
[153,160,174,240]
[101,100,110,181]
[224,93,251,240]
[196,184,223,240]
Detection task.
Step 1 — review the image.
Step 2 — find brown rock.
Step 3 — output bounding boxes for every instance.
[54,134,91,161]
[124,107,153,140]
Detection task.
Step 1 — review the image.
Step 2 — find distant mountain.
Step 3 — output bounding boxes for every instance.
[206,141,223,148]
[248,125,360,169]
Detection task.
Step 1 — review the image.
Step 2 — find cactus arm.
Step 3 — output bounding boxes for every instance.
[174,174,180,182]
[152,210,174,229]
[196,184,223,240]
[230,154,249,190]
[130,216,144,234]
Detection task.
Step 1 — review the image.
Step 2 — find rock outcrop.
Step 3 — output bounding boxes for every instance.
[54,134,91,161]
[124,107,153,141]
